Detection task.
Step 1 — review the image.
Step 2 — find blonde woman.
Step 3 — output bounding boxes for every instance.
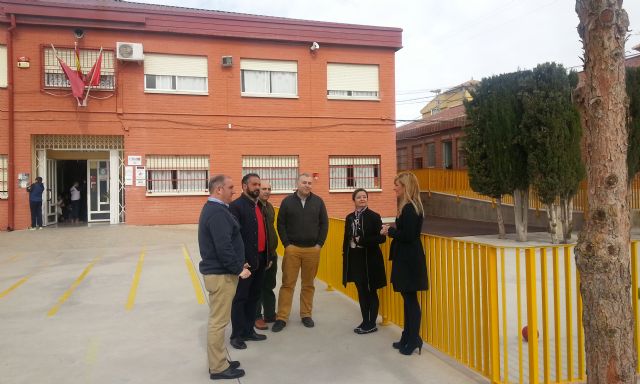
[381,172,428,355]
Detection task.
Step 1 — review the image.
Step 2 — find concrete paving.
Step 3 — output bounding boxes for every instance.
[0,224,485,384]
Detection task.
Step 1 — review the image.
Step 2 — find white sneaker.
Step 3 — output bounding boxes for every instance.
[37,226,44,230]
[29,227,36,231]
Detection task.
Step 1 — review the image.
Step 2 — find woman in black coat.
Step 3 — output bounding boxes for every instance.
[381,172,428,355]
[342,188,387,334]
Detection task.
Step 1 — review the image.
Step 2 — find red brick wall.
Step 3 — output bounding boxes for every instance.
[1,25,398,230]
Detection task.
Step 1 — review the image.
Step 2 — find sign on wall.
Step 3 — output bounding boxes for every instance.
[128,156,142,166]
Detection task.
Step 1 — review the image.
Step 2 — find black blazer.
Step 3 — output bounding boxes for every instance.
[388,203,428,292]
[229,193,270,271]
[342,208,387,290]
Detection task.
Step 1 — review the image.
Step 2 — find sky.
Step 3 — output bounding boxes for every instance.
[136,0,640,124]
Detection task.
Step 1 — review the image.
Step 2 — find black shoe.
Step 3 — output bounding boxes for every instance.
[272,320,286,332]
[355,325,378,335]
[210,366,245,380]
[243,331,267,341]
[399,338,423,356]
[353,322,365,333]
[301,317,315,328]
[227,360,240,370]
[229,337,247,350]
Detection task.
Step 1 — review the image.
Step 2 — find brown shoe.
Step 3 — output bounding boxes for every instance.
[255,318,268,330]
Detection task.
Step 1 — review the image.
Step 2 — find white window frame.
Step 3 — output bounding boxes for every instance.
[242,155,299,193]
[43,47,115,90]
[0,154,7,199]
[0,45,7,88]
[145,155,210,196]
[240,59,298,98]
[329,156,381,192]
[144,53,208,95]
[327,63,379,101]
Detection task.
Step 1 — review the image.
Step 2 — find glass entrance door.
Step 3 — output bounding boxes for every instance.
[87,159,110,222]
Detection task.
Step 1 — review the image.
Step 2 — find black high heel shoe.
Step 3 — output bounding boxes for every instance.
[392,341,403,349]
[399,338,423,355]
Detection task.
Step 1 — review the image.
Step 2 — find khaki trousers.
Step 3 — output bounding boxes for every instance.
[204,274,238,374]
[276,245,321,320]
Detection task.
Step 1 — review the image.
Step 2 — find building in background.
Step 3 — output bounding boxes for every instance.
[0,0,402,230]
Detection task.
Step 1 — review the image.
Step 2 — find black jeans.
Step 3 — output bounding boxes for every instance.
[30,201,43,228]
[400,291,421,346]
[355,281,379,328]
[230,253,267,339]
[256,256,277,320]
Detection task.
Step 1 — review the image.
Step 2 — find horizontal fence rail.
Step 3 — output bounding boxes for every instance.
[274,210,640,384]
[410,168,640,213]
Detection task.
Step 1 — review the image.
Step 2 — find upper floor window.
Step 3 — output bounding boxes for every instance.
[44,47,115,90]
[144,54,208,95]
[0,45,7,88]
[241,59,297,98]
[146,155,209,195]
[242,155,299,193]
[329,156,381,191]
[0,154,7,199]
[327,63,379,100]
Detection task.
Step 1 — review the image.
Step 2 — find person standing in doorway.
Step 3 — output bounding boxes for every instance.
[198,175,251,380]
[228,173,269,349]
[271,173,328,332]
[27,176,45,230]
[255,181,279,330]
[70,182,81,223]
[342,188,387,334]
[381,172,428,356]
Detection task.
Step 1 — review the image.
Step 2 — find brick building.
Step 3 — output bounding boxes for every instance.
[0,0,402,230]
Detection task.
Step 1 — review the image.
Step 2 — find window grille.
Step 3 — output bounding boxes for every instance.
[397,148,408,171]
[146,155,209,194]
[426,143,436,168]
[242,156,298,192]
[327,63,379,100]
[241,59,298,97]
[43,47,115,90]
[0,155,7,199]
[329,156,381,190]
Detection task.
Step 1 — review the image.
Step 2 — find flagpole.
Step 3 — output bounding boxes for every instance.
[82,46,103,107]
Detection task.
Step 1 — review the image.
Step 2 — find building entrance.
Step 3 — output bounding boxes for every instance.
[57,160,87,224]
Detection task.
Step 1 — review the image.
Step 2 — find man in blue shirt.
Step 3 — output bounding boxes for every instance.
[27,177,45,230]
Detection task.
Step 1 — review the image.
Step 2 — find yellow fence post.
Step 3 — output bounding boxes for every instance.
[525,248,539,384]
[487,247,501,383]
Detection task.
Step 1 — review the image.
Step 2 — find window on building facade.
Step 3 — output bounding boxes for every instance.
[412,145,423,169]
[457,139,467,168]
[144,54,208,94]
[43,47,115,90]
[329,156,381,190]
[327,63,379,100]
[442,141,453,169]
[426,143,436,168]
[240,59,298,97]
[0,155,7,199]
[146,155,209,194]
[242,156,298,192]
[397,148,408,171]
[0,45,7,88]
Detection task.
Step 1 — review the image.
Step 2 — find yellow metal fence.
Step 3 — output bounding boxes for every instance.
[411,168,640,213]
[277,215,640,384]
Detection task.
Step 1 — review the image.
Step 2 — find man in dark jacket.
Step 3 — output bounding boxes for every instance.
[198,175,251,380]
[272,173,329,332]
[255,180,279,330]
[27,176,45,230]
[228,173,270,349]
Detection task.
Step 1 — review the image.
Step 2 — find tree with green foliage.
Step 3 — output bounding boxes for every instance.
[522,62,585,243]
[464,71,531,241]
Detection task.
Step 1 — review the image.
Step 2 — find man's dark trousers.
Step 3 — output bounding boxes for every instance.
[256,257,277,320]
[231,252,267,338]
[30,201,42,227]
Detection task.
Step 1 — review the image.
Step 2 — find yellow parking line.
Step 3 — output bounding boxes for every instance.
[0,276,30,299]
[125,248,146,311]
[47,257,100,317]
[182,244,205,304]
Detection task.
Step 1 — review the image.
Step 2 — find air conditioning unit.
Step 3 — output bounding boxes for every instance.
[221,56,233,67]
[116,42,144,61]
